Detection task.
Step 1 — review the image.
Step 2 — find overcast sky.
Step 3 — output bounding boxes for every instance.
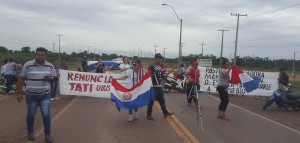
[1,0,300,60]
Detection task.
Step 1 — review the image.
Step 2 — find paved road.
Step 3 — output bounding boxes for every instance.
[164,92,300,143]
[0,92,299,143]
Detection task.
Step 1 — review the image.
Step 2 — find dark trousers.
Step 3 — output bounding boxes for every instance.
[217,86,229,111]
[186,83,200,103]
[147,87,169,116]
[50,77,59,98]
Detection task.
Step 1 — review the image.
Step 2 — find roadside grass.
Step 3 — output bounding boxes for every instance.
[290,81,300,92]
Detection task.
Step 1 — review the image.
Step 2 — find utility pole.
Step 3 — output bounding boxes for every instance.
[87,46,90,59]
[52,42,55,59]
[293,51,296,81]
[56,34,63,64]
[231,13,247,66]
[163,48,167,58]
[94,48,96,60]
[200,42,206,56]
[218,29,229,67]
[154,45,158,55]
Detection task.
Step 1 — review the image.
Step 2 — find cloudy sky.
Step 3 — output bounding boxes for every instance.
[1,0,299,60]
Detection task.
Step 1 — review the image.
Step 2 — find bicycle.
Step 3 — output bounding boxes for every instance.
[187,84,204,132]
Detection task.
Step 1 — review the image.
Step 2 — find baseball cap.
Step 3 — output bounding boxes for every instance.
[154,53,163,59]
[192,60,199,65]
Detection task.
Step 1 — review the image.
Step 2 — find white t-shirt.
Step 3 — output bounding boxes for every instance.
[1,64,7,74]
[119,63,130,74]
[125,68,145,88]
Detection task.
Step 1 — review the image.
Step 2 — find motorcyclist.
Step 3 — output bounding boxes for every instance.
[278,67,289,92]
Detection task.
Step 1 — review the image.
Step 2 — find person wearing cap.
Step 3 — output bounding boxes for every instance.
[184,60,200,106]
[146,53,174,120]
[95,58,105,73]
[114,59,145,122]
[81,56,88,72]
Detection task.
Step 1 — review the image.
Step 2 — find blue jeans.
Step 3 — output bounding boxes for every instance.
[25,93,51,136]
[50,77,59,98]
[4,74,14,93]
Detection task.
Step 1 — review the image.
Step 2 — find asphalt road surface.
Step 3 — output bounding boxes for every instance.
[0,92,299,143]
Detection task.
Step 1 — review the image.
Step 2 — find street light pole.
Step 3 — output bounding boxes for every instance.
[179,19,182,65]
[162,3,182,67]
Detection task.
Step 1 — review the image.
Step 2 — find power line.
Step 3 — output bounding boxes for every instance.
[185,3,300,27]
[0,32,52,45]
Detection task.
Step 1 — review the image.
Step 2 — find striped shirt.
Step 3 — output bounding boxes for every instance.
[20,59,56,95]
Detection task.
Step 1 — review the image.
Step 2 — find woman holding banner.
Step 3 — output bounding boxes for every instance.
[216,60,231,121]
[114,59,145,122]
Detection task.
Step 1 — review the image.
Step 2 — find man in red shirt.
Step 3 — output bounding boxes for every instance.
[184,60,200,105]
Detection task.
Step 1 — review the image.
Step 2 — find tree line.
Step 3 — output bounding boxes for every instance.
[0,46,299,71]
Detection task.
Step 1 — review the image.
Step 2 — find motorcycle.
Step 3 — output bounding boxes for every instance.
[161,76,187,93]
[262,85,300,111]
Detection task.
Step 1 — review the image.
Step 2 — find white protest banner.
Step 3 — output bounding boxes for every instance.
[198,59,212,67]
[59,70,130,98]
[199,67,278,96]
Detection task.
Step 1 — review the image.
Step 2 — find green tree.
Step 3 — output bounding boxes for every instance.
[0,46,8,53]
[21,46,31,53]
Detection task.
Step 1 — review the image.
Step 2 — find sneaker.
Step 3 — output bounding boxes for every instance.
[164,112,174,118]
[128,115,134,122]
[133,111,139,120]
[45,135,53,143]
[51,98,54,101]
[146,116,154,120]
[27,134,35,141]
[54,97,60,100]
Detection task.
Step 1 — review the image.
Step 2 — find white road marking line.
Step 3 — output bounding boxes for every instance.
[25,96,80,143]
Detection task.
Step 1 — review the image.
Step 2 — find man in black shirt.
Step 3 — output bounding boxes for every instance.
[146,53,173,120]
[95,58,105,73]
